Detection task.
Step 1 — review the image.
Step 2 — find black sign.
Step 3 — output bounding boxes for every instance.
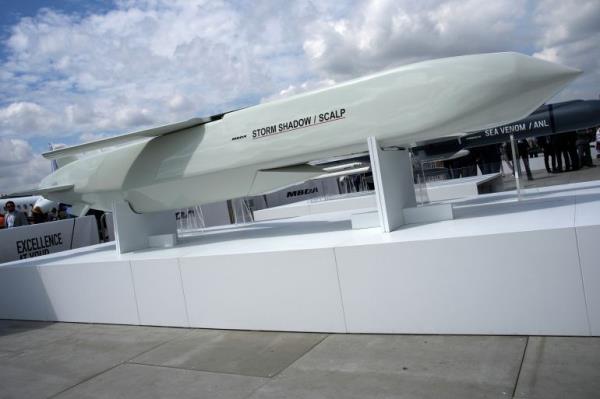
[16,233,64,259]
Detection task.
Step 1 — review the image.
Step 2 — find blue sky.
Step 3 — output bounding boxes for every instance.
[1,1,111,21]
[0,1,113,49]
[1,0,599,193]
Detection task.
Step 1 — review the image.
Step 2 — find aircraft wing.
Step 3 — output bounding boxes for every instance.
[42,117,215,160]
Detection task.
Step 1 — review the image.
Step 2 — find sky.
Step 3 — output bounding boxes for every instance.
[0,0,599,194]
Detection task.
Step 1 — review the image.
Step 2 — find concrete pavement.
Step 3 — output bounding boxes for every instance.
[1,320,599,399]
[501,161,600,191]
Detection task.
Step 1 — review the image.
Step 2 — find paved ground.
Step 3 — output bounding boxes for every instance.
[1,320,599,399]
[501,159,600,191]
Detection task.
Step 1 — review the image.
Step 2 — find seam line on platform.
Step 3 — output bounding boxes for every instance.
[68,218,77,249]
[332,248,348,333]
[37,264,55,322]
[176,258,191,327]
[128,260,142,325]
[572,197,592,334]
[511,336,529,398]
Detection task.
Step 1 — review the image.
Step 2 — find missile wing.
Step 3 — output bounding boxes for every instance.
[43,117,219,160]
[31,52,580,213]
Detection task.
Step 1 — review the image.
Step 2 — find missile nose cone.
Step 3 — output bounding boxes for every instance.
[514,52,582,86]
[565,66,583,76]
[454,52,584,132]
[551,64,582,81]
[491,53,583,119]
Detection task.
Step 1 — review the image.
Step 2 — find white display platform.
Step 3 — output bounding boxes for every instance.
[254,173,502,221]
[254,192,375,221]
[425,172,503,201]
[2,180,600,336]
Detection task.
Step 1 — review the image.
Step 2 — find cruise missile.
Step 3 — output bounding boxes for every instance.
[461,99,600,148]
[412,99,600,159]
[30,52,580,214]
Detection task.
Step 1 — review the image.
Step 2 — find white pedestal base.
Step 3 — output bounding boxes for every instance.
[351,211,380,229]
[368,137,417,232]
[148,234,177,249]
[403,204,454,225]
[112,200,177,254]
[351,204,454,229]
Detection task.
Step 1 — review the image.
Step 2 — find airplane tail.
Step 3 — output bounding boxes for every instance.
[48,143,77,170]
[49,143,59,172]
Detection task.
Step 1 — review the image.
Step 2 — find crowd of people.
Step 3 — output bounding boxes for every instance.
[535,130,597,174]
[443,129,598,180]
[0,201,69,229]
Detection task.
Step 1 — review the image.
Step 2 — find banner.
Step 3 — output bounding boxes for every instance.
[0,216,99,263]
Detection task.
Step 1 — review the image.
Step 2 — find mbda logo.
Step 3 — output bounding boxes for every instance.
[286,187,319,198]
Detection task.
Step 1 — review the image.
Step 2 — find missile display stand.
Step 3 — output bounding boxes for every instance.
[112,200,177,254]
[109,136,454,254]
[352,137,453,231]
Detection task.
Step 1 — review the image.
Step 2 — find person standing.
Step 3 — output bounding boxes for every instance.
[537,136,553,173]
[31,206,47,224]
[3,201,29,228]
[596,126,600,159]
[550,135,563,172]
[517,139,534,180]
[577,129,595,167]
[566,132,580,170]
[47,207,58,221]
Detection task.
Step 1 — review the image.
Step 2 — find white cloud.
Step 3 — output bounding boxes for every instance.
[79,132,108,143]
[0,138,35,166]
[0,138,49,194]
[302,0,530,79]
[532,0,600,100]
[261,79,337,102]
[0,1,314,140]
[0,102,61,135]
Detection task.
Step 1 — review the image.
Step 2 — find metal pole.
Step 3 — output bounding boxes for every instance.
[510,134,521,200]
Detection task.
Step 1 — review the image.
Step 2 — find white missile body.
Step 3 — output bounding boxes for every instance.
[37,52,579,213]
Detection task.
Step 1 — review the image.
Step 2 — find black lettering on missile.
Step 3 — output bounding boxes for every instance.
[482,118,552,138]
[251,108,346,140]
[231,135,247,141]
[279,116,312,132]
[286,187,318,198]
[318,108,345,122]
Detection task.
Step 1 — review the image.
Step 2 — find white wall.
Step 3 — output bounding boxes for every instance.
[0,204,598,335]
